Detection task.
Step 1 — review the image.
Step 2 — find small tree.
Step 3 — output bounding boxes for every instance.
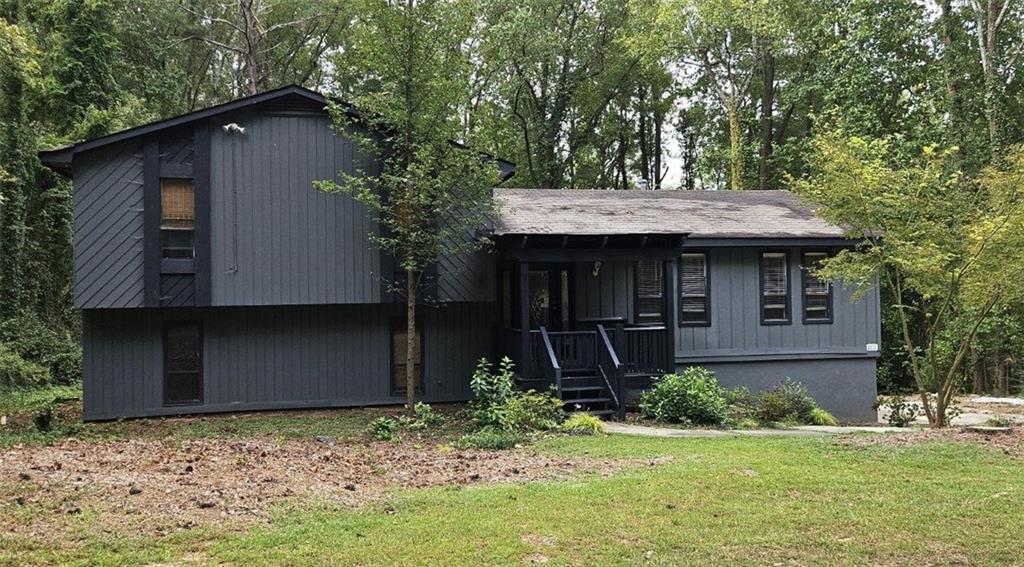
[316,0,500,408]
[795,132,1024,427]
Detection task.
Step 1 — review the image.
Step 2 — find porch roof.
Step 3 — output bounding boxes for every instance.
[492,189,848,239]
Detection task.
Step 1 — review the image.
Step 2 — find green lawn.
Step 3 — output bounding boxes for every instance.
[2,388,1023,565]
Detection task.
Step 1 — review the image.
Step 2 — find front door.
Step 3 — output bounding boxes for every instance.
[528,264,574,331]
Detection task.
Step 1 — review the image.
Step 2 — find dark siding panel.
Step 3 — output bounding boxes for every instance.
[674,247,882,360]
[81,303,495,420]
[73,141,145,309]
[210,112,382,306]
[574,261,634,322]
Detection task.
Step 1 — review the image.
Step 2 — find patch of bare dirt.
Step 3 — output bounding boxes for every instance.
[0,436,633,541]
[836,426,1024,457]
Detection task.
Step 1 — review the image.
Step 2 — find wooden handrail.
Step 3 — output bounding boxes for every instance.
[538,326,563,395]
[596,324,625,418]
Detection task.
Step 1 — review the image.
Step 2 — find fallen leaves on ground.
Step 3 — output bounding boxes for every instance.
[835,426,1024,457]
[0,435,634,542]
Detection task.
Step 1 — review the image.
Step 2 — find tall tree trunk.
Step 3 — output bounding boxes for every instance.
[972,347,987,394]
[406,269,418,408]
[653,111,663,190]
[0,46,27,319]
[757,46,774,191]
[726,95,742,190]
[939,0,962,150]
[997,350,1011,396]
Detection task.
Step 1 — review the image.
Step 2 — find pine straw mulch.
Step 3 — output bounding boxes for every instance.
[835,425,1024,457]
[0,435,641,542]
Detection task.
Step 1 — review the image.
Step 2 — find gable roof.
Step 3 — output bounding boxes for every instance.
[38,85,516,179]
[492,188,848,239]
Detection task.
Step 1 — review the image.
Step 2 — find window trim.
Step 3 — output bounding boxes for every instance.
[759,250,792,325]
[678,252,711,327]
[162,321,203,407]
[389,315,426,397]
[801,250,834,325]
[634,260,665,326]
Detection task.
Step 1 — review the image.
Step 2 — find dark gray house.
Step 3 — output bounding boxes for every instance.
[40,85,880,422]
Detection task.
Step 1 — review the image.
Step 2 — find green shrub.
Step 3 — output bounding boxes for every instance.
[638,367,728,426]
[754,379,817,423]
[809,407,839,426]
[456,426,520,450]
[876,395,921,427]
[369,416,400,441]
[412,402,444,428]
[502,389,564,432]
[561,413,605,435]
[0,316,81,385]
[0,345,51,391]
[469,357,516,428]
[985,416,1013,428]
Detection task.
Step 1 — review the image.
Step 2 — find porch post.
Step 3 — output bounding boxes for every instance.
[663,258,676,375]
[519,261,530,376]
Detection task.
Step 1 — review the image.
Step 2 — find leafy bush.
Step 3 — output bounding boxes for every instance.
[369,416,400,441]
[809,407,839,426]
[638,367,729,426]
[561,413,605,435]
[412,402,444,428]
[502,389,564,432]
[754,379,817,423]
[985,415,1013,428]
[469,357,516,428]
[0,345,50,391]
[456,426,520,450]
[0,316,81,386]
[876,395,921,427]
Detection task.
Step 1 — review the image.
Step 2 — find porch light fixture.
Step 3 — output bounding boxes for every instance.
[592,261,602,277]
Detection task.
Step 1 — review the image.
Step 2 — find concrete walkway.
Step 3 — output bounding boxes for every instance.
[604,422,908,438]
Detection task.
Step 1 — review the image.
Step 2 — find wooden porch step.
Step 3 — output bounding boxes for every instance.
[563,397,611,405]
[560,385,605,393]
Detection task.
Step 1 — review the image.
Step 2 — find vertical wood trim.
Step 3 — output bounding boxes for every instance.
[143,139,161,307]
[663,258,676,370]
[519,261,530,374]
[194,122,212,305]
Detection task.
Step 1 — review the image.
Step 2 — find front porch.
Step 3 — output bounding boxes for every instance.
[494,233,684,417]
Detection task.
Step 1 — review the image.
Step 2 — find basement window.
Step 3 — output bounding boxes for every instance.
[390,317,424,396]
[161,178,195,259]
[163,322,202,406]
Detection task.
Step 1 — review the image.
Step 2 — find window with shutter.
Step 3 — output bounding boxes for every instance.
[635,260,664,325]
[679,253,709,326]
[760,252,790,324]
[802,251,833,323]
[160,178,195,259]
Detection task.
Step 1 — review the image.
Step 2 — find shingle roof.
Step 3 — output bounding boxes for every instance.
[492,188,847,239]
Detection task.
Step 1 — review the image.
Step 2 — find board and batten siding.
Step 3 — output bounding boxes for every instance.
[81,303,495,420]
[574,260,635,322]
[72,141,145,309]
[209,111,382,306]
[672,247,881,360]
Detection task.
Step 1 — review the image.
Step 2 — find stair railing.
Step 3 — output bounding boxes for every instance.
[537,326,563,396]
[596,324,625,419]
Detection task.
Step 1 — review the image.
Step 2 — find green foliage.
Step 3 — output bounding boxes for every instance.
[0,315,80,385]
[638,367,729,426]
[501,389,564,433]
[985,416,1013,428]
[560,413,605,436]
[412,402,444,428]
[876,395,922,428]
[753,379,818,424]
[455,425,520,450]
[808,407,839,427]
[468,357,517,428]
[0,344,50,390]
[368,416,399,442]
